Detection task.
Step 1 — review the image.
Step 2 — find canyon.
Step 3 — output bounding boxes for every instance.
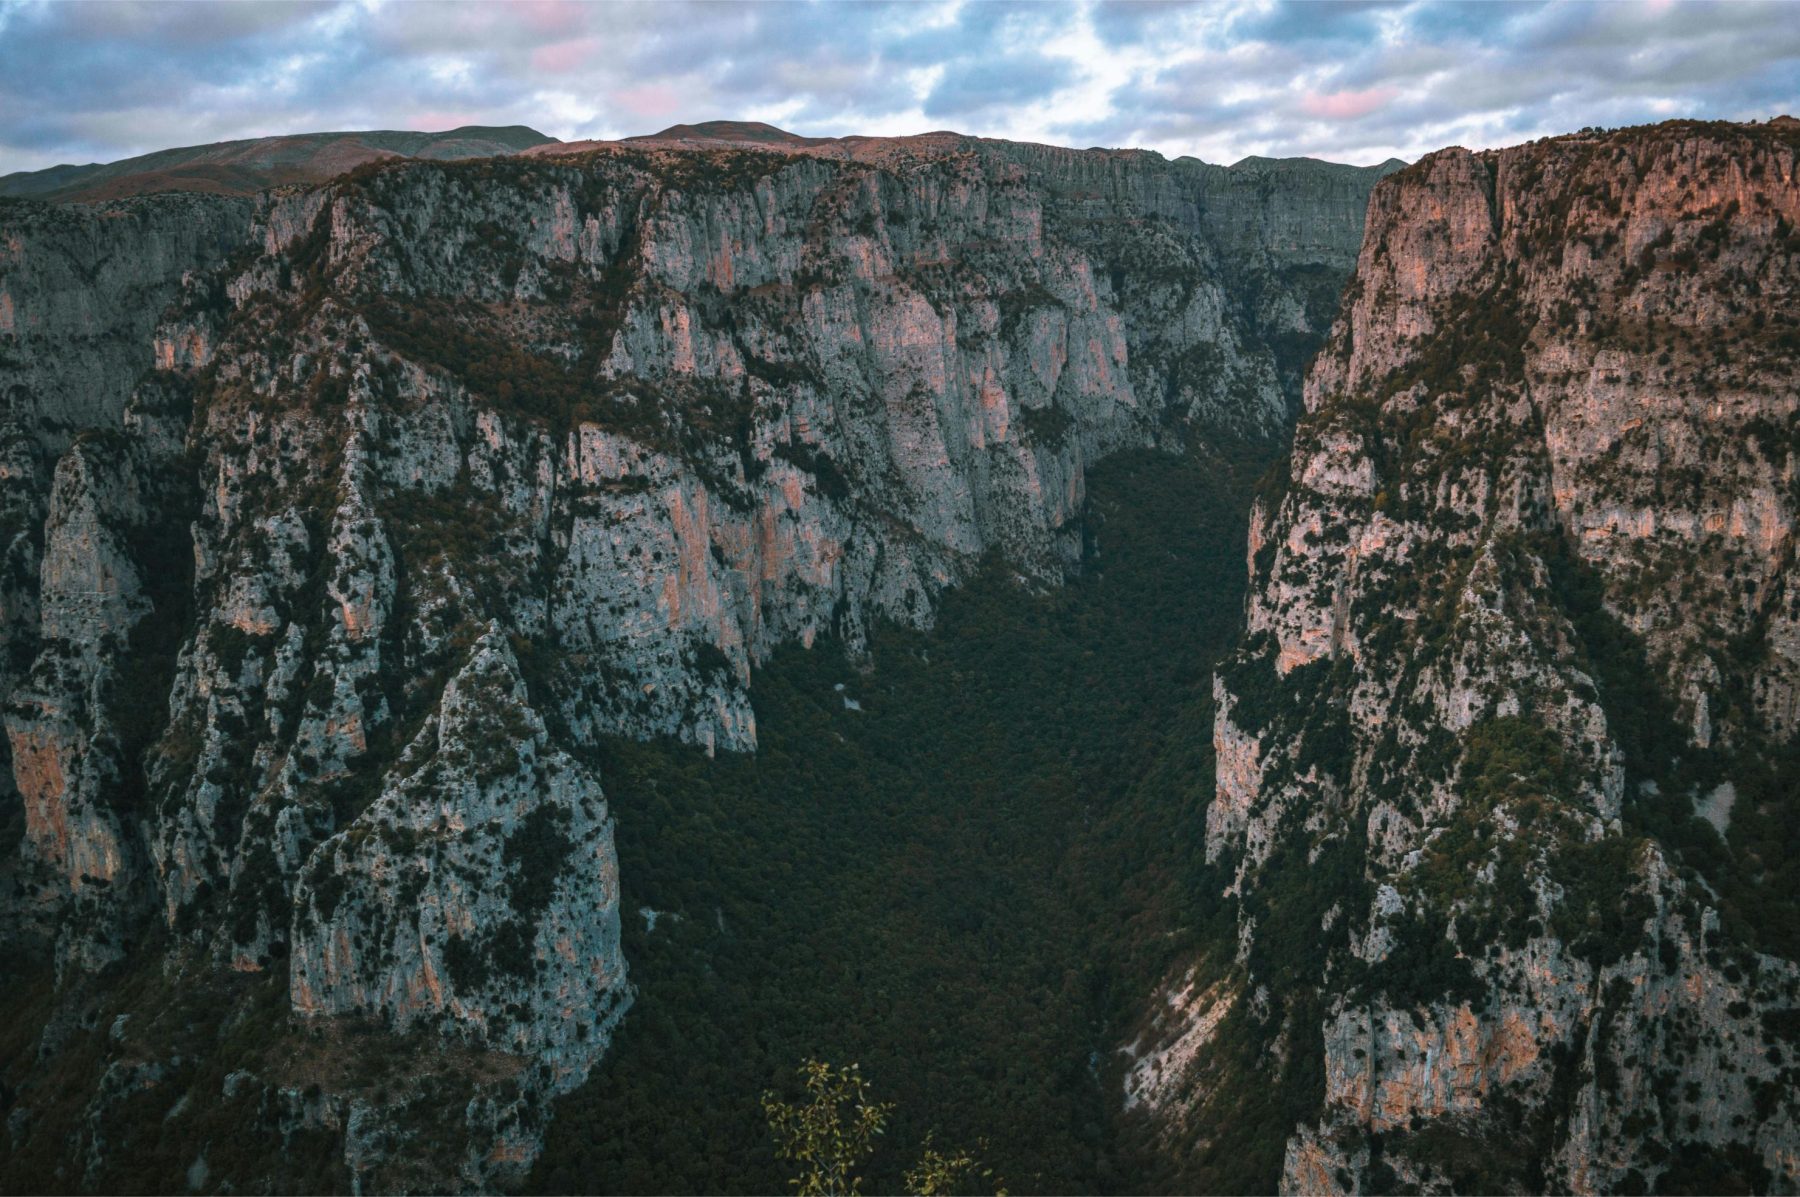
[2,116,1797,1195]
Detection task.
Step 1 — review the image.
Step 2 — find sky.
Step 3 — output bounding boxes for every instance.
[2,0,1798,176]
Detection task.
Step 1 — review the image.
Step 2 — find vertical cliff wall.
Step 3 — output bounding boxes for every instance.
[0,196,257,954]
[1133,119,1800,1195]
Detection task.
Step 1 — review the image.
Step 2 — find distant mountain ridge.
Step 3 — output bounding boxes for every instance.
[2,118,1406,205]
[559,118,1410,174]
[627,119,834,146]
[0,124,557,203]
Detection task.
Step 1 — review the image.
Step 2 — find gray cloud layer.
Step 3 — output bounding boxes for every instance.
[2,0,1796,175]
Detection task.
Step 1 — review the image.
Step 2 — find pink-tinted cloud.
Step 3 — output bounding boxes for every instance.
[515,0,588,37]
[1301,86,1397,121]
[405,110,487,131]
[532,38,601,74]
[611,83,683,120]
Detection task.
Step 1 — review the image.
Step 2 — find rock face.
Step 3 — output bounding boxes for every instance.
[5,416,173,973]
[0,194,255,435]
[289,627,630,1090]
[0,197,255,957]
[0,130,1393,1186]
[1134,120,1800,1193]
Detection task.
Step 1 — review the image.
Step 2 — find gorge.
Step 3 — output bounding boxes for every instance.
[1,115,1796,1195]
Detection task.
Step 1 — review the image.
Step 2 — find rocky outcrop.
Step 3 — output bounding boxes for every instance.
[290,628,629,1087]
[1134,119,1800,1193]
[0,197,253,919]
[4,379,195,973]
[0,194,254,438]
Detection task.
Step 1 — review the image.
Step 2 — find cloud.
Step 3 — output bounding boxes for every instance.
[0,0,1796,176]
[923,50,1077,119]
[1302,87,1399,121]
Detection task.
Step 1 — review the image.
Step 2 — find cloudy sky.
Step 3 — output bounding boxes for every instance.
[2,0,1797,176]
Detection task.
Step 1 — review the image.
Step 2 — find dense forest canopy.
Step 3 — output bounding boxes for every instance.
[529,446,1267,1194]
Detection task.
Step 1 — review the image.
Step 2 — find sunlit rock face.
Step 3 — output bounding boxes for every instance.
[1133,120,1800,1194]
[0,131,1392,1185]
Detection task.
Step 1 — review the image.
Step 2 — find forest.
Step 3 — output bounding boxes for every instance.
[527,445,1268,1194]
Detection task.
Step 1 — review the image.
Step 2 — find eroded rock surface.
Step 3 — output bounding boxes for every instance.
[1133,119,1800,1194]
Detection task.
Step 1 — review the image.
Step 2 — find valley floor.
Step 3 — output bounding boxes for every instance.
[529,446,1265,1194]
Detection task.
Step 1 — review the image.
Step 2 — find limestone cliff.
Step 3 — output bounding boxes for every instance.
[0,131,1391,1188]
[0,196,254,900]
[1133,119,1800,1194]
[289,627,629,1088]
